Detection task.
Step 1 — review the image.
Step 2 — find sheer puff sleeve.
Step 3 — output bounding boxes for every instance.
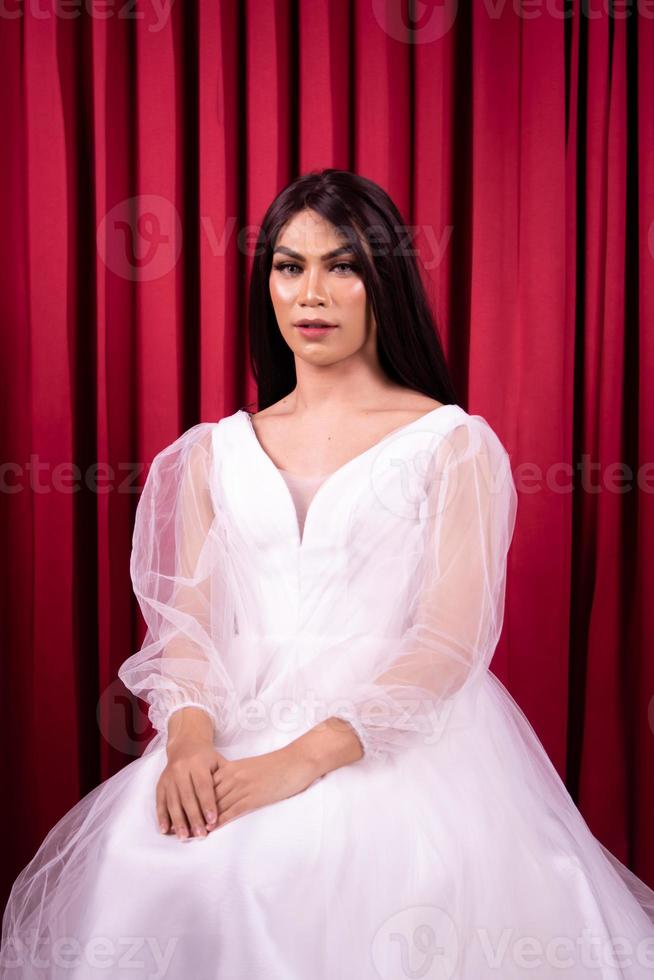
[331,416,518,764]
[118,423,238,740]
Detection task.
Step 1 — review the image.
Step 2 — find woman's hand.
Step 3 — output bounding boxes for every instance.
[156,708,222,841]
[212,743,321,827]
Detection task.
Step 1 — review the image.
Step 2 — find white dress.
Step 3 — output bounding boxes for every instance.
[2,404,654,980]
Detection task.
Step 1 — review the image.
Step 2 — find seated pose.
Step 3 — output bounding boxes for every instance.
[2,169,653,979]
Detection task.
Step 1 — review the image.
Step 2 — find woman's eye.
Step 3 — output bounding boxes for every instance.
[273,262,301,274]
[272,261,358,275]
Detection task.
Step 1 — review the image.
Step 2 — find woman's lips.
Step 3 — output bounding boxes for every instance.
[295,325,338,338]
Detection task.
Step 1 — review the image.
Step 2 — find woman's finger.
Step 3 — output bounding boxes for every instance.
[166,781,191,841]
[215,786,240,814]
[175,766,208,838]
[190,766,218,830]
[217,799,249,826]
[155,777,171,834]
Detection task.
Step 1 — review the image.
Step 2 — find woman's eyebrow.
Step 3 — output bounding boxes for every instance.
[273,245,354,261]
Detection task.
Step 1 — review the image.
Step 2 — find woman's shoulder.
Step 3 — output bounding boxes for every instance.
[149,419,221,465]
[170,408,247,444]
[437,417,513,500]
[418,402,511,472]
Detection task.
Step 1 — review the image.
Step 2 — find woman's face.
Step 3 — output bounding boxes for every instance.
[268,209,375,367]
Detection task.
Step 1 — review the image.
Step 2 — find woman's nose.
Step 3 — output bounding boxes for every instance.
[298,267,327,302]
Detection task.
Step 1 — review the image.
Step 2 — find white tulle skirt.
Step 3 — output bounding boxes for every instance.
[2,672,654,979]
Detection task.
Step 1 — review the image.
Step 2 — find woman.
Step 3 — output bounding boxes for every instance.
[2,169,654,979]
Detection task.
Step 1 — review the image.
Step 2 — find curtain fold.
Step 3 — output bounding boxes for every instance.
[1,0,651,907]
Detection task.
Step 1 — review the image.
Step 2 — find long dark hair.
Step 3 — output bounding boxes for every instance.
[246,168,458,412]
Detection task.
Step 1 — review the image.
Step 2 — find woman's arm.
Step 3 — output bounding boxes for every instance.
[284,716,365,778]
[166,704,216,744]
[118,423,237,739]
[118,423,240,838]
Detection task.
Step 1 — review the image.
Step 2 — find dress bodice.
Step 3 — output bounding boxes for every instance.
[275,467,331,541]
[213,409,454,644]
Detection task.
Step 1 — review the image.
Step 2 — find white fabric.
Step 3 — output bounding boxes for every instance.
[276,466,329,540]
[2,404,654,979]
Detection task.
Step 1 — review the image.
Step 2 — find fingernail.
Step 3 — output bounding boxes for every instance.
[159,823,167,834]
[206,811,216,824]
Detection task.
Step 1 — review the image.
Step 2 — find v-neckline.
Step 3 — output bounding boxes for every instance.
[239,404,459,549]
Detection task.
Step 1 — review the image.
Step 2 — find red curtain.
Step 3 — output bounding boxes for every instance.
[1,0,653,908]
